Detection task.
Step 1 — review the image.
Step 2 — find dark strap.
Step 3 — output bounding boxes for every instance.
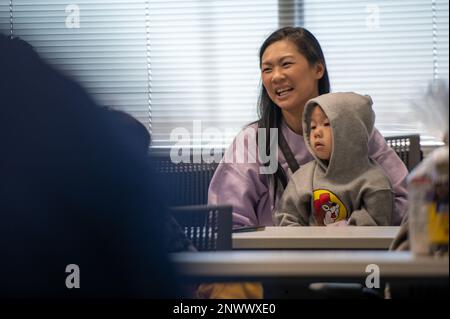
[278,129,300,174]
[256,122,300,198]
[274,162,288,189]
[272,130,300,194]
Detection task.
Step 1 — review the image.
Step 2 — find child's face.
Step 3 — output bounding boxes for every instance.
[310,105,333,161]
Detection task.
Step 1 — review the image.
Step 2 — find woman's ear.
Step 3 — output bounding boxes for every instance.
[314,63,325,80]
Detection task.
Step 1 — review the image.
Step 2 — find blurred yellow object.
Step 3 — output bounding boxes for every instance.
[408,145,449,255]
[428,201,449,245]
[196,282,263,299]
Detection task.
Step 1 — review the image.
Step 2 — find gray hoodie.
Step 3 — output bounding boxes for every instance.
[274,92,394,226]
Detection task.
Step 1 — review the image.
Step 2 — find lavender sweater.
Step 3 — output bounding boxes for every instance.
[208,120,408,226]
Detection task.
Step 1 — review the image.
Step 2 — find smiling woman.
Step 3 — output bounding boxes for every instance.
[208,26,409,228]
[261,39,324,134]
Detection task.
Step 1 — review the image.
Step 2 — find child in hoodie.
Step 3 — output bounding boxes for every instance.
[274,92,393,226]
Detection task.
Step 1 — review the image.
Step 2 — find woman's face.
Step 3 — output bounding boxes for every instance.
[261,39,324,115]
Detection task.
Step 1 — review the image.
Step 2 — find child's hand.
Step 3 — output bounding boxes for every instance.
[326,220,349,227]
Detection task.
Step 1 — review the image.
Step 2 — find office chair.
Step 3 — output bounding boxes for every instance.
[151,153,220,206]
[385,134,422,171]
[169,205,232,251]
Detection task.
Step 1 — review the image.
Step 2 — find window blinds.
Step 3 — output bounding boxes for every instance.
[3,0,151,128]
[301,0,449,145]
[0,2,10,36]
[2,0,448,148]
[147,0,278,148]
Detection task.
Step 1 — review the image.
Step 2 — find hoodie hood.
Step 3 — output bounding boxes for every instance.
[303,92,375,179]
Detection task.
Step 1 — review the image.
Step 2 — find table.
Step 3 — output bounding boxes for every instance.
[232,226,400,249]
[171,250,449,282]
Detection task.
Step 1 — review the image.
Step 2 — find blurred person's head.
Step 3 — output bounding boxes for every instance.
[0,34,177,298]
[105,108,151,155]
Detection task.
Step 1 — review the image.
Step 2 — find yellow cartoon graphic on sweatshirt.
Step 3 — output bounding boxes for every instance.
[313,190,348,225]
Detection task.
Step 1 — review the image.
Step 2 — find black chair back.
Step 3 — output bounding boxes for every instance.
[385,134,422,171]
[151,152,220,206]
[170,205,232,251]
